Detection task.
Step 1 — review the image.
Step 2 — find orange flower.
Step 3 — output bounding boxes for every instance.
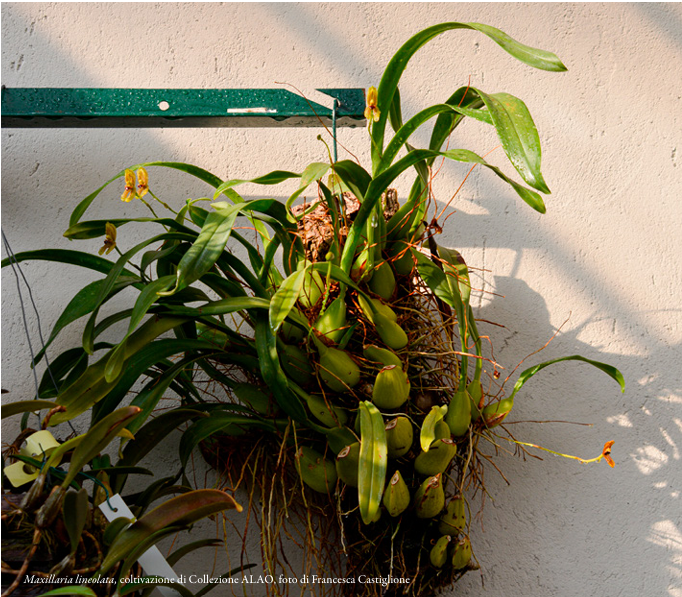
[99,222,117,255]
[364,86,380,123]
[602,440,615,468]
[121,169,136,202]
[136,167,149,198]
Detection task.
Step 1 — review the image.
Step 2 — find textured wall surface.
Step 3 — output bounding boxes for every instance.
[2,3,681,596]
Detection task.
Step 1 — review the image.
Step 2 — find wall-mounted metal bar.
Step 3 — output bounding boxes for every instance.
[1,88,367,128]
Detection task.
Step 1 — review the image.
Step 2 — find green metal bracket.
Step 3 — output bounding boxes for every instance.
[1,88,367,128]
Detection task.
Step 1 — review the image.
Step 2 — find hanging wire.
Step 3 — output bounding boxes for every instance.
[2,229,77,434]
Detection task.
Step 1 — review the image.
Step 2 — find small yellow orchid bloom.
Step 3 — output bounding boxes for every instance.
[364,86,380,123]
[99,222,117,255]
[121,169,136,202]
[136,167,149,198]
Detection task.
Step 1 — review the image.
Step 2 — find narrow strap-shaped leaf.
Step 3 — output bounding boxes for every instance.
[118,408,209,473]
[101,490,242,574]
[1,399,57,419]
[254,314,308,422]
[166,538,223,567]
[231,229,266,275]
[38,345,104,398]
[358,401,387,525]
[70,161,224,227]
[332,160,372,201]
[104,275,176,382]
[33,276,138,366]
[438,245,472,386]
[371,22,566,171]
[269,267,306,332]
[82,232,191,354]
[412,250,456,306]
[51,317,188,425]
[286,162,331,212]
[93,339,220,422]
[429,87,485,156]
[420,405,449,451]
[62,406,142,488]
[258,234,284,287]
[471,89,549,193]
[160,209,240,297]
[378,102,491,174]
[342,147,544,272]
[158,295,271,317]
[125,355,221,433]
[64,217,195,240]
[510,355,625,401]
[179,411,277,469]
[163,198,299,298]
[214,170,301,198]
[1,248,138,277]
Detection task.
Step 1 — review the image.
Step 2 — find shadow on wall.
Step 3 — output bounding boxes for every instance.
[2,4,681,597]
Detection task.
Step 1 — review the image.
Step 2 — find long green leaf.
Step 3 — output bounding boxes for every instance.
[179,411,276,469]
[166,538,223,567]
[358,401,387,525]
[429,87,485,156]
[0,249,137,277]
[343,147,544,272]
[160,210,239,297]
[51,317,188,425]
[38,347,89,398]
[1,399,57,419]
[254,314,308,422]
[371,22,566,171]
[286,162,331,212]
[92,338,219,422]
[214,170,301,197]
[64,217,194,240]
[70,161,224,227]
[100,490,242,573]
[269,267,306,332]
[126,357,221,432]
[104,275,176,382]
[472,89,549,193]
[82,232,191,354]
[34,276,139,366]
[510,355,625,400]
[62,406,141,488]
[332,160,372,201]
[438,245,472,386]
[412,249,457,307]
[378,102,490,173]
[120,409,208,468]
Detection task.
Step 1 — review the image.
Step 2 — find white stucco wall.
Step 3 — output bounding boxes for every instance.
[2,3,681,596]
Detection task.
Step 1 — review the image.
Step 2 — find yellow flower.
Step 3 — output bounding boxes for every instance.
[364,86,380,123]
[136,167,149,198]
[99,222,117,255]
[121,169,136,202]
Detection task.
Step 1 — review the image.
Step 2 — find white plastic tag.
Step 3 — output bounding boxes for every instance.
[99,494,184,597]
